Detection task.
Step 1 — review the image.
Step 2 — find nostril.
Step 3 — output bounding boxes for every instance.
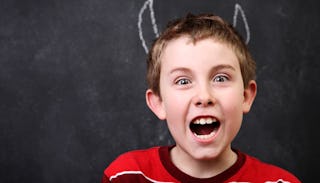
[195,99,213,107]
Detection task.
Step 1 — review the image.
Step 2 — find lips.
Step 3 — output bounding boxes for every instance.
[190,117,220,140]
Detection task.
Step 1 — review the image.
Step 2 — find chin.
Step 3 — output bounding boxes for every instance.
[190,147,221,161]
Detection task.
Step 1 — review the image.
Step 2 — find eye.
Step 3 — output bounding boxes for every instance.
[175,78,191,85]
[213,75,229,82]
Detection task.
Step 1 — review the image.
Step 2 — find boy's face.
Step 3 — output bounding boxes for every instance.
[146,37,256,161]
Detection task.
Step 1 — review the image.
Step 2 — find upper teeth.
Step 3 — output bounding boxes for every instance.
[193,117,217,125]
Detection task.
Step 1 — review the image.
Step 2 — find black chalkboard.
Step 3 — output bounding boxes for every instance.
[0,0,319,182]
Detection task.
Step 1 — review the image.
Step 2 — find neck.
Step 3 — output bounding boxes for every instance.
[170,146,237,178]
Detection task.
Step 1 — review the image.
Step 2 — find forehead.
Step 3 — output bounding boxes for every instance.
[160,37,239,70]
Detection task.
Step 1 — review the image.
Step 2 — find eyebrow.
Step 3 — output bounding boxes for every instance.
[169,64,236,74]
[210,64,236,73]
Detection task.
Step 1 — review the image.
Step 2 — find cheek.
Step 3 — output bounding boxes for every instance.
[218,90,244,138]
[163,93,185,117]
[219,89,244,117]
[162,94,188,138]
[161,90,191,127]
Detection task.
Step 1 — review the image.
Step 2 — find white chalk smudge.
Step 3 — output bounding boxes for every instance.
[233,3,250,44]
[138,0,159,53]
[138,2,251,53]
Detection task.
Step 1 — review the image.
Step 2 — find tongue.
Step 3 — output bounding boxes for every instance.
[190,124,216,135]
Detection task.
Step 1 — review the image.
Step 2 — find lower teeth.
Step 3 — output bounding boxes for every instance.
[194,131,215,139]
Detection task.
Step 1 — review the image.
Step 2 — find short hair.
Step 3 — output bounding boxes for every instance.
[146,13,256,96]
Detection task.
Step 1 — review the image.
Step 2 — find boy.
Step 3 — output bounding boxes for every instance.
[102,13,301,183]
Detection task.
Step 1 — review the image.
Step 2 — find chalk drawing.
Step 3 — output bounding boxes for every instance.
[138,0,159,53]
[233,3,250,44]
[138,1,250,53]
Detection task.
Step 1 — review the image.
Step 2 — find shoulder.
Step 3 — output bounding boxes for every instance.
[105,146,160,175]
[237,152,301,183]
[103,146,166,182]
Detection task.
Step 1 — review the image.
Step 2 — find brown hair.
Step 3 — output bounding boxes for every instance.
[146,13,256,96]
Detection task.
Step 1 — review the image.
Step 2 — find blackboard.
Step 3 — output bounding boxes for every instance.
[0,0,319,182]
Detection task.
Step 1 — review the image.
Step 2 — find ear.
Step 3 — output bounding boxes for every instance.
[242,80,257,113]
[146,89,166,120]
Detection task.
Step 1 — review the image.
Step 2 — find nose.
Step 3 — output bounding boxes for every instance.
[194,84,215,107]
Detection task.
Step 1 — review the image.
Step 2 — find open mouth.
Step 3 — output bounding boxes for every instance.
[190,117,220,140]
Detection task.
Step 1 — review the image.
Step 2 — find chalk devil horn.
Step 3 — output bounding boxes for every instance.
[233,3,251,44]
[138,0,159,53]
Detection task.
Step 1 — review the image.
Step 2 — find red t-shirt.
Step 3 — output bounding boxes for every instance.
[102,146,301,183]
